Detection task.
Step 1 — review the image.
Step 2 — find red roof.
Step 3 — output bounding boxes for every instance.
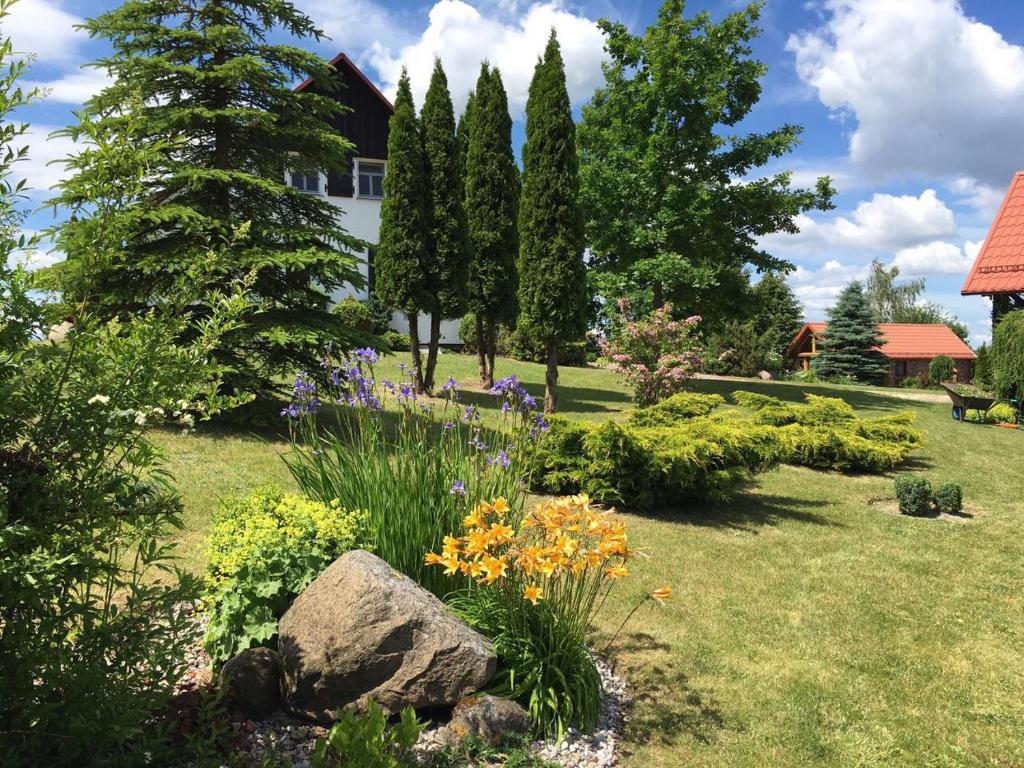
[962,172,1024,295]
[788,322,976,360]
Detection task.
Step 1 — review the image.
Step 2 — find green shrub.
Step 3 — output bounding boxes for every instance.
[366,293,395,334]
[311,699,422,768]
[732,390,800,425]
[628,392,726,427]
[928,355,955,384]
[203,486,365,664]
[992,311,1024,400]
[934,482,963,515]
[797,394,857,425]
[982,402,1018,424]
[383,329,411,351]
[895,474,932,516]
[780,425,908,473]
[332,296,375,333]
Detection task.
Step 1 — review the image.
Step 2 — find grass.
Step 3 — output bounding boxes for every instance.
[155,351,1024,767]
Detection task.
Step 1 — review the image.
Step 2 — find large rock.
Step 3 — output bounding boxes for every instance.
[446,695,531,746]
[278,550,496,724]
[220,647,280,720]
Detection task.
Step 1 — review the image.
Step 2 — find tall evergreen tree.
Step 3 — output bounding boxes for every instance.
[578,0,834,322]
[752,271,804,357]
[517,32,587,413]
[456,90,475,194]
[814,281,889,384]
[421,59,470,392]
[465,64,519,388]
[48,0,364,398]
[376,69,432,392]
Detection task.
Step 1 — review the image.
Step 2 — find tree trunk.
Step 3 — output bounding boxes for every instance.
[544,340,559,413]
[424,312,442,393]
[652,281,664,310]
[484,317,496,390]
[407,311,424,393]
[475,313,488,388]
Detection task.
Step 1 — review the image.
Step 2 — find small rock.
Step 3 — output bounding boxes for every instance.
[221,647,281,720]
[758,370,773,381]
[447,695,531,747]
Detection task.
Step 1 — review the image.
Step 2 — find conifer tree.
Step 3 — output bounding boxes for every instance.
[517,32,587,412]
[814,281,889,384]
[376,69,432,391]
[752,271,804,357]
[421,59,469,392]
[456,90,475,193]
[465,64,519,388]
[49,0,364,398]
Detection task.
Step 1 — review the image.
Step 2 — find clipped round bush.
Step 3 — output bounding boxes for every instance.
[928,355,955,384]
[383,329,410,351]
[934,482,963,516]
[983,402,1019,424]
[894,474,932,516]
[332,296,375,333]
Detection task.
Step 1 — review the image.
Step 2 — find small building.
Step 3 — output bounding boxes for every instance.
[292,53,463,345]
[962,171,1024,327]
[786,322,976,386]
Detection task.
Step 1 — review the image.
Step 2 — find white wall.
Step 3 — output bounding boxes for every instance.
[327,194,463,346]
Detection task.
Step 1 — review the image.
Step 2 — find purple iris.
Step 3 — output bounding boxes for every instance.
[441,376,459,393]
[449,480,466,497]
[354,347,380,364]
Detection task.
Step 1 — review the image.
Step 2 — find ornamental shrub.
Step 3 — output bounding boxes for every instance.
[283,352,548,597]
[992,311,1024,400]
[628,392,726,427]
[982,402,1019,424]
[383,329,411,352]
[432,496,671,738]
[928,354,955,384]
[895,474,932,516]
[934,482,963,516]
[203,486,365,664]
[332,297,375,333]
[599,300,703,406]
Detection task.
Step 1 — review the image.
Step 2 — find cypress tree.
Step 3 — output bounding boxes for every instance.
[813,281,889,384]
[49,0,365,398]
[376,69,431,391]
[517,32,587,413]
[456,90,475,195]
[465,64,519,388]
[421,59,470,392]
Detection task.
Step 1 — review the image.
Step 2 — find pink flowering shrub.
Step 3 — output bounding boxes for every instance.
[599,300,703,406]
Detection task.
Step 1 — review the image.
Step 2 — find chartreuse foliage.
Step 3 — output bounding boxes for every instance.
[47,0,364,398]
[517,32,588,411]
[202,486,365,664]
[533,391,923,507]
[311,699,423,768]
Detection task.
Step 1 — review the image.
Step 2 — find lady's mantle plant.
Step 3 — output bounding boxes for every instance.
[283,350,549,597]
[600,299,703,406]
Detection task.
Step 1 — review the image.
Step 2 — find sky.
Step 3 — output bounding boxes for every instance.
[6,0,1024,346]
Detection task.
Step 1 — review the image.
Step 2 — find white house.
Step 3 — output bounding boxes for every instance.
[291,53,462,345]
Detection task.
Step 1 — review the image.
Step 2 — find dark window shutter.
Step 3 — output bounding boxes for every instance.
[327,167,354,197]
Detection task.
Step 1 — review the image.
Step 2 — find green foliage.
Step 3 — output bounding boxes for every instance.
[458,314,587,366]
[367,294,397,334]
[934,482,963,516]
[383,329,411,352]
[377,70,432,317]
[865,259,968,339]
[465,63,520,380]
[705,319,784,377]
[991,311,1024,399]
[532,417,783,508]
[577,0,834,321]
[311,699,423,768]
[333,297,376,333]
[283,357,542,596]
[982,402,1018,424]
[517,33,588,409]
[974,342,992,387]
[813,281,889,384]
[47,0,364,399]
[202,486,365,664]
[423,60,471,321]
[424,732,556,768]
[895,474,932,516]
[929,355,955,384]
[752,272,805,357]
[628,392,726,427]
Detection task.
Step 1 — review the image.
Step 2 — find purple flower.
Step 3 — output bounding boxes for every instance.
[522,393,538,411]
[498,449,511,468]
[443,421,456,430]
[501,401,512,414]
[441,376,459,393]
[354,347,380,364]
[463,405,478,422]
[449,480,466,497]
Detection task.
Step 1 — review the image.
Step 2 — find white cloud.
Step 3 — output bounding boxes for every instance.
[965,240,983,260]
[366,0,607,118]
[788,259,869,317]
[13,124,78,197]
[297,0,406,54]
[763,189,955,255]
[788,0,1024,187]
[947,176,1005,219]
[891,240,972,277]
[5,0,85,65]
[26,69,111,105]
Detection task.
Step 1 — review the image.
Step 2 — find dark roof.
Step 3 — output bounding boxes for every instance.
[295,52,393,110]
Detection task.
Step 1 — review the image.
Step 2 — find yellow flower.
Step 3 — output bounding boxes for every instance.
[650,586,672,604]
[442,535,462,555]
[523,584,544,605]
[425,551,445,566]
[481,555,508,584]
[492,497,510,515]
[604,564,629,580]
[537,558,557,577]
[464,529,491,556]
[488,522,515,544]
[442,555,461,576]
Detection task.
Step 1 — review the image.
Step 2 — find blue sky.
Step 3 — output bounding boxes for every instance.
[8,0,1024,344]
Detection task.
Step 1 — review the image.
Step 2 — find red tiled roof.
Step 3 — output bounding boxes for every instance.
[962,171,1024,295]
[788,322,976,360]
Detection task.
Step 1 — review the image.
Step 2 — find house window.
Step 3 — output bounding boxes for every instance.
[356,160,385,199]
[288,169,321,194]
[894,360,908,379]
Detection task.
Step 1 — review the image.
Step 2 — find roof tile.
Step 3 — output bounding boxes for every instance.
[963,172,1024,295]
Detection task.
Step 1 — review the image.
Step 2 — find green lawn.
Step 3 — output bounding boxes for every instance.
[156,352,1024,767]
